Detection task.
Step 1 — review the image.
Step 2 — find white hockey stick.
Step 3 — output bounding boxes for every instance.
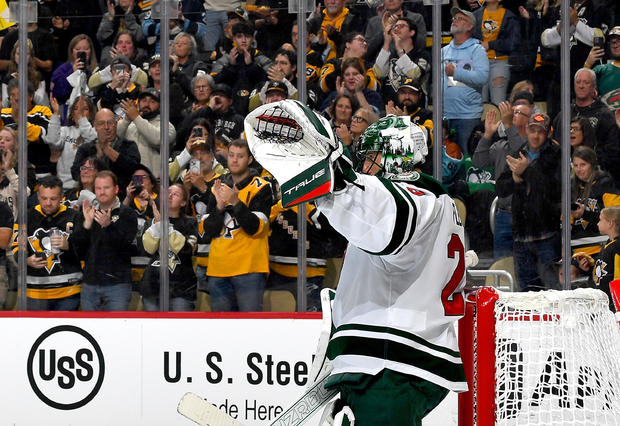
[178,289,340,426]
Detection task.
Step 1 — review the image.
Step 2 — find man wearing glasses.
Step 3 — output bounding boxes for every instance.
[71,108,141,199]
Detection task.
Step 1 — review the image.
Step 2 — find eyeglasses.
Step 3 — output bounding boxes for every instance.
[352,115,368,123]
[570,126,582,132]
[610,38,620,46]
[513,110,530,117]
[133,174,150,180]
[391,23,408,31]
[353,37,367,44]
[195,85,211,91]
[80,166,96,171]
[452,16,469,23]
[95,120,116,127]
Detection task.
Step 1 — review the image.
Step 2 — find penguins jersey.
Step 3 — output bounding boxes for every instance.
[593,238,620,311]
[317,172,468,392]
[12,205,82,300]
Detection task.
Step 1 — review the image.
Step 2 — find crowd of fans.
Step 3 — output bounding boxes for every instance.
[0,0,619,312]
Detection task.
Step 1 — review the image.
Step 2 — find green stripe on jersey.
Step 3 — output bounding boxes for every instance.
[363,177,416,256]
[333,323,461,358]
[326,335,465,384]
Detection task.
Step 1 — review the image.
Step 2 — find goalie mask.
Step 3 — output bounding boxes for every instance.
[357,114,428,180]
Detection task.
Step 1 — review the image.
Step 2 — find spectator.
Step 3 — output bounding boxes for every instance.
[117,88,176,180]
[319,32,379,95]
[2,40,49,108]
[250,0,295,59]
[569,117,597,151]
[442,7,489,155]
[141,184,199,311]
[186,72,214,115]
[0,128,31,219]
[320,58,384,116]
[180,139,224,297]
[308,0,363,59]
[1,80,53,177]
[211,21,273,115]
[268,201,332,312]
[122,164,159,296]
[99,31,148,68]
[258,80,291,107]
[496,112,561,291]
[335,107,378,160]
[141,9,206,57]
[200,139,272,311]
[570,146,620,256]
[507,0,543,88]
[146,54,191,129]
[364,0,427,62]
[202,0,242,52]
[0,21,56,80]
[96,0,144,50]
[87,54,149,93]
[585,26,620,111]
[551,68,620,187]
[170,32,201,80]
[46,95,98,191]
[473,101,530,259]
[373,16,431,101]
[72,170,138,311]
[178,83,245,149]
[325,93,358,131]
[71,108,141,199]
[575,206,620,312]
[386,78,433,135]
[0,200,12,309]
[472,0,520,105]
[249,49,300,112]
[92,55,142,117]
[64,156,105,206]
[15,176,82,310]
[50,34,98,116]
[286,20,325,86]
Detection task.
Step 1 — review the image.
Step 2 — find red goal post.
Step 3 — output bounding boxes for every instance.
[458,287,620,426]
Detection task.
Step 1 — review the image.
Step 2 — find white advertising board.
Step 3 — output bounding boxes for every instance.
[0,313,457,426]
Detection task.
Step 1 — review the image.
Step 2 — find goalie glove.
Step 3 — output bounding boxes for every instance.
[244,100,343,208]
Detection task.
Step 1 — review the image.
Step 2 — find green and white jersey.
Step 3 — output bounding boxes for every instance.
[317,172,468,392]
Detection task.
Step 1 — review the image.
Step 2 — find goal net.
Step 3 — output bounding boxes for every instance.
[458,287,620,426]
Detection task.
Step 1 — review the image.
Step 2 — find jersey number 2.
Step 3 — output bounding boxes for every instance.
[442,233,465,316]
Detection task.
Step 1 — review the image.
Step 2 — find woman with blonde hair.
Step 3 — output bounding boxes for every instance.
[1,40,48,108]
[0,127,33,219]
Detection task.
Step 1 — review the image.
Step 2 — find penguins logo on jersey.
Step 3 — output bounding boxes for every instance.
[28,228,68,273]
[151,250,181,273]
[482,19,499,36]
[221,214,240,239]
[593,259,607,285]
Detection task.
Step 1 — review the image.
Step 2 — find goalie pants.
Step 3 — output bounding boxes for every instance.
[327,369,448,426]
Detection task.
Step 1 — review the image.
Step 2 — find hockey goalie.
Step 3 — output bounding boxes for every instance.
[244,100,469,425]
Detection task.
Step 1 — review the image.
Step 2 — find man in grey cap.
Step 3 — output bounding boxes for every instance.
[441,6,489,155]
[117,88,176,179]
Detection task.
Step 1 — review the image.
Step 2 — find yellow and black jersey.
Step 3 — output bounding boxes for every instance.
[1,105,52,175]
[593,238,620,311]
[200,171,273,277]
[12,204,82,300]
[318,57,379,94]
[268,201,330,278]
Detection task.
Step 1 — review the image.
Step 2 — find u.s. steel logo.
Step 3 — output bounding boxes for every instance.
[27,325,105,410]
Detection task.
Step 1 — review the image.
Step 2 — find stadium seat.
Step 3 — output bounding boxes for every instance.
[534,101,547,114]
[196,291,211,312]
[454,197,467,225]
[485,256,515,289]
[482,103,500,120]
[263,290,296,312]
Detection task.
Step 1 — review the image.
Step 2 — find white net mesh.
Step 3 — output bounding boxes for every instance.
[493,289,620,425]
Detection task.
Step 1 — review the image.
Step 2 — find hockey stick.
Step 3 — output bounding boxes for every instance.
[177,373,337,426]
[178,289,339,426]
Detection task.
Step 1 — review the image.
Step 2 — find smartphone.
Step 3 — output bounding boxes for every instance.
[189,159,201,174]
[593,36,605,49]
[35,252,46,259]
[132,175,144,193]
[77,51,87,65]
[113,63,126,74]
[192,127,203,138]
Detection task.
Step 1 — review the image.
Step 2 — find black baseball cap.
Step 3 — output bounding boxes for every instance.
[138,87,160,102]
[265,80,288,95]
[212,83,233,99]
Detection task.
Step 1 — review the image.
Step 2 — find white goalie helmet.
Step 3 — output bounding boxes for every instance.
[357,114,428,180]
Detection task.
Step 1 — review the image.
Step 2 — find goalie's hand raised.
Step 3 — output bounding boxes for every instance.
[244,100,343,207]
